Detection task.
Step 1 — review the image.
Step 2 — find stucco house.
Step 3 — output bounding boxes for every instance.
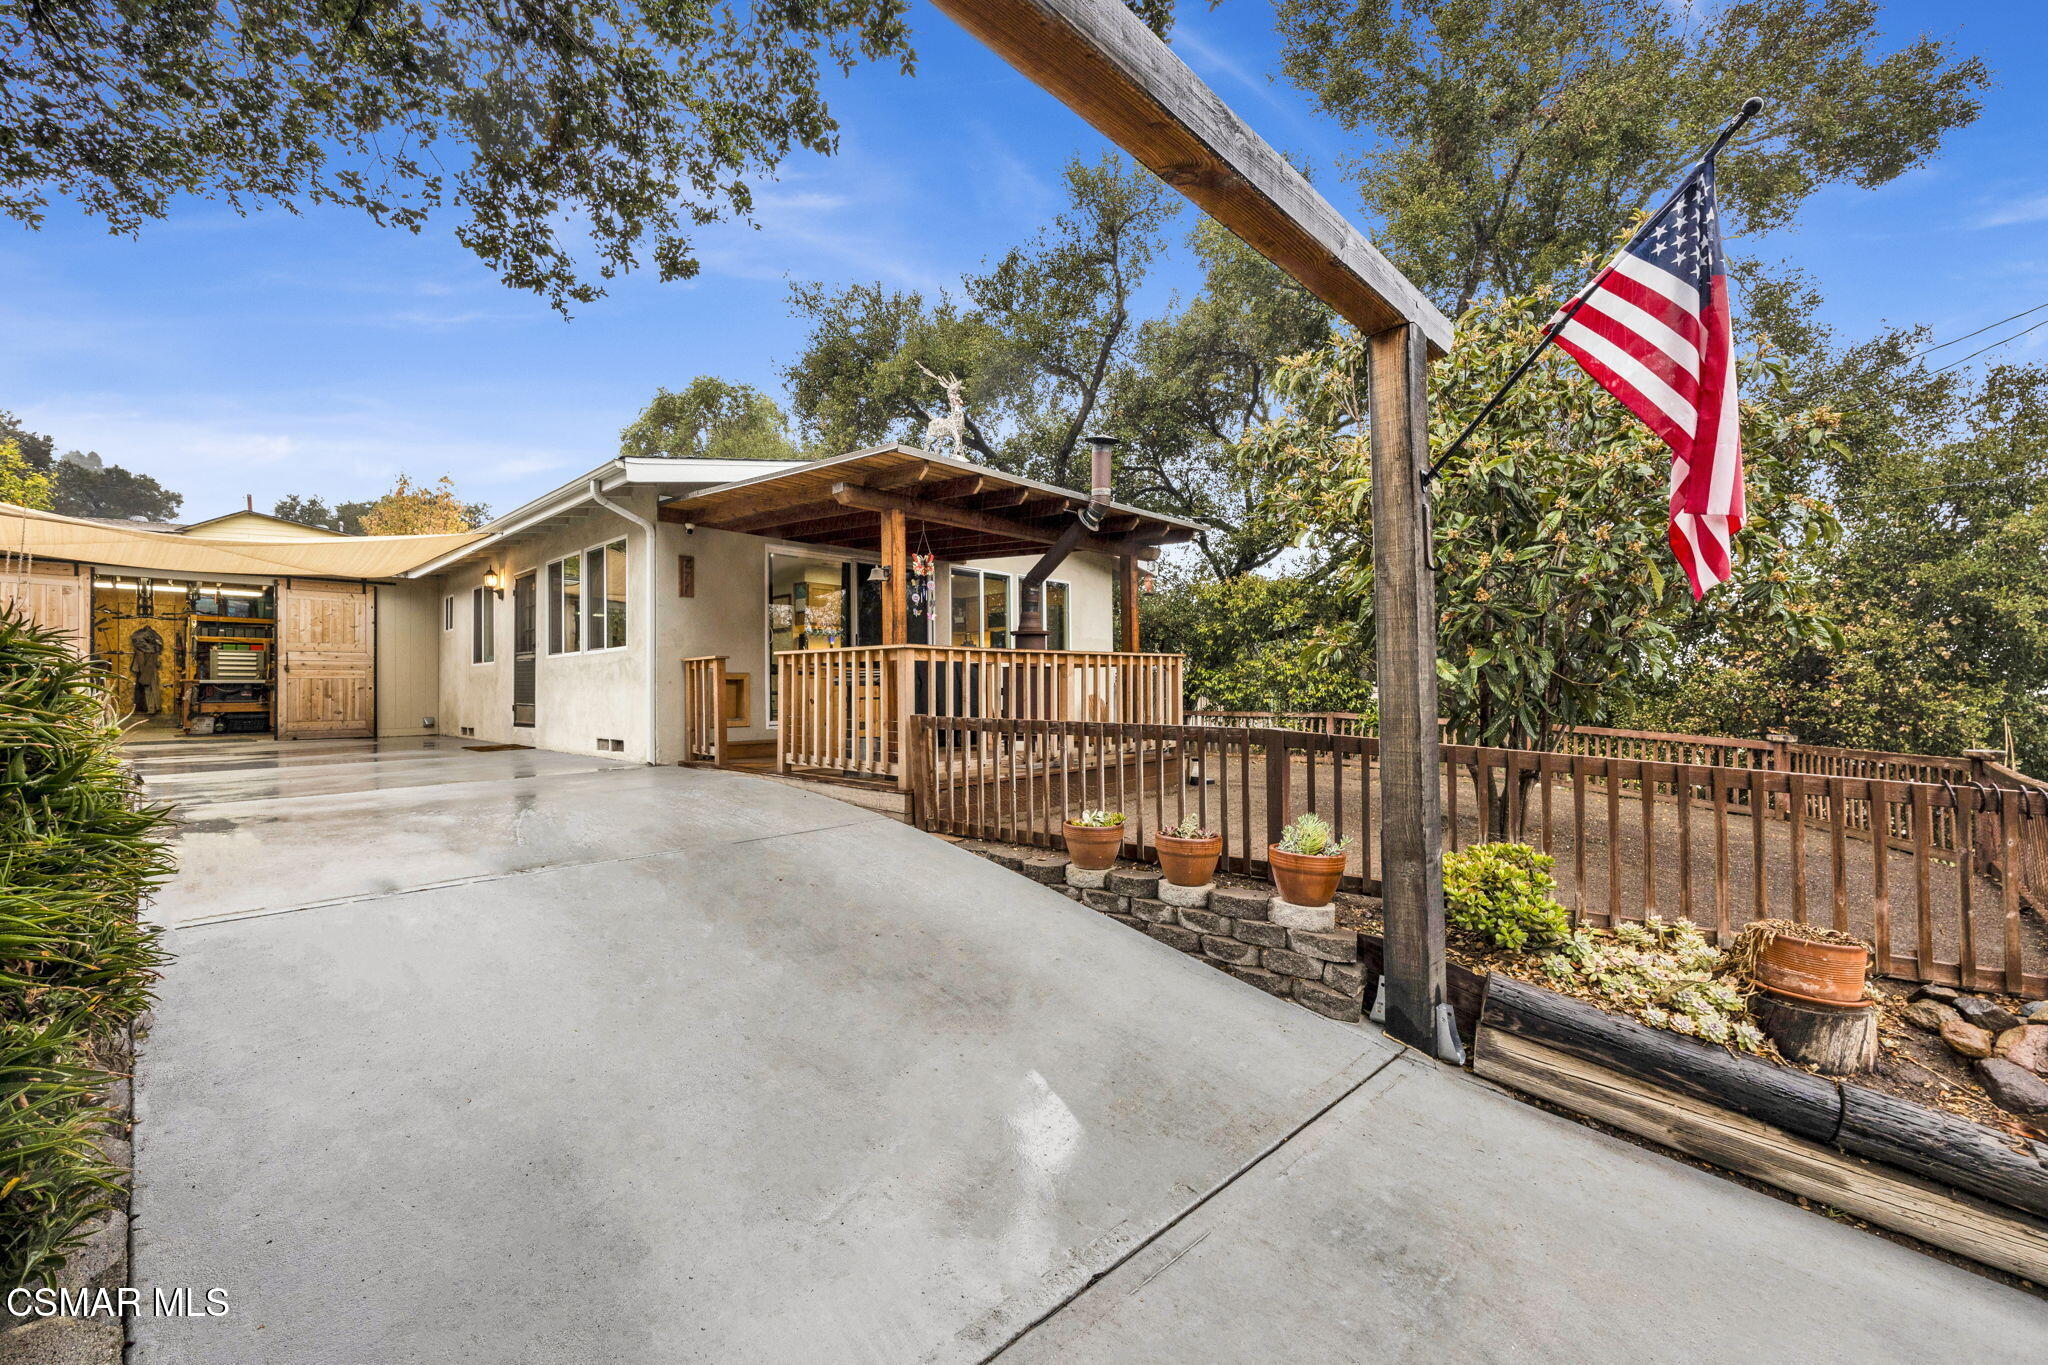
[0,444,1198,784]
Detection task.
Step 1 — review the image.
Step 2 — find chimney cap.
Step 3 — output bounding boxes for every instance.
[1083,433,1120,449]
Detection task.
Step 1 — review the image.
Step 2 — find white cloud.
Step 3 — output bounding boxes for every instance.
[1978,193,2048,230]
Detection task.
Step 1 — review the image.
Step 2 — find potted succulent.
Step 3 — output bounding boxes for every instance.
[1268,812,1350,908]
[1154,814,1223,888]
[1062,809,1126,871]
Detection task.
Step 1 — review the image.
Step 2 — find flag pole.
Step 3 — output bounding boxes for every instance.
[1420,97,1764,488]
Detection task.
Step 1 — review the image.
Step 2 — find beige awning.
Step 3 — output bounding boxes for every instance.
[0,503,480,580]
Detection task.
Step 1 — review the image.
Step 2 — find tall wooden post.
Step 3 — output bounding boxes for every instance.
[881,507,908,646]
[1115,555,1141,653]
[1369,323,1459,1062]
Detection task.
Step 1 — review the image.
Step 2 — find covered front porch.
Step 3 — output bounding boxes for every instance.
[665,445,1196,785]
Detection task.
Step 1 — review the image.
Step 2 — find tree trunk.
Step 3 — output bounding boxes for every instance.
[1750,994,1878,1076]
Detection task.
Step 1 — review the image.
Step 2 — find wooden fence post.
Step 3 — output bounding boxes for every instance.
[1369,322,1460,1062]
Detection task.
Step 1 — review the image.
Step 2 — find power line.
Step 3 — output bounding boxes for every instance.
[1909,301,2048,358]
[1929,315,2048,375]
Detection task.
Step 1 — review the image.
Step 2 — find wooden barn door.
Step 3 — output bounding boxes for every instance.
[0,562,89,650]
[277,581,375,739]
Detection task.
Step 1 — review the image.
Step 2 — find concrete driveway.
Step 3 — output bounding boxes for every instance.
[126,739,2045,1362]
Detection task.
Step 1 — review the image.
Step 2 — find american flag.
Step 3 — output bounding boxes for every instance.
[1552,161,1744,598]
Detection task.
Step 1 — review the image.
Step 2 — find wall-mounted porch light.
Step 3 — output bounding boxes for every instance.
[483,568,505,597]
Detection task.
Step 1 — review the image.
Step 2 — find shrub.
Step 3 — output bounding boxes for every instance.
[0,608,171,1289]
[1441,842,1570,951]
[1068,808,1124,828]
[1276,812,1348,856]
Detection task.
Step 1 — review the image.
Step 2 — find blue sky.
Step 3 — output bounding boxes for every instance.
[5,0,2043,522]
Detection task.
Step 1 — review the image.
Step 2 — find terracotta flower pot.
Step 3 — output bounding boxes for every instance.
[1155,832,1223,887]
[1062,821,1125,871]
[1755,934,1870,1008]
[1268,844,1346,908]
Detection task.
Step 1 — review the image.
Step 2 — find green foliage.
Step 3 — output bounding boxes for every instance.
[1142,569,1372,714]
[1274,0,1987,314]
[1276,812,1348,856]
[621,377,805,461]
[1068,808,1124,828]
[1537,918,1766,1053]
[0,412,181,522]
[1626,344,2048,773]
[273,495,375,536]
[1,0,924,311]
[0,609,172,1288]
[1244,287,1840,751]
[0,438,53,509]
[785,170,1323,574]
[1441,842,1569,951]
[1163,814,1214,840]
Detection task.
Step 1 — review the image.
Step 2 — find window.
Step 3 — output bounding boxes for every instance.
[442,595,455,630]
[1045,580,1071,650]
[549,540,627,654]
[588,539,627,650]
[471,586,494,663]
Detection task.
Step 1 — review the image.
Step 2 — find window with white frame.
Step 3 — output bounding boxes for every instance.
[948,569,1068,649]
[471,586,494,663]
[442,594,455,630]
[548,539,628,654]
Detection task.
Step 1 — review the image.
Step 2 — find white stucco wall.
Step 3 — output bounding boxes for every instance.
[434,497,654,761]
[950,551,1118,651]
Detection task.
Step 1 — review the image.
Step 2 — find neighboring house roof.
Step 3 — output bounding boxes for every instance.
[69,515,189,533]
[0,502,481,580]
[180,509,348,541]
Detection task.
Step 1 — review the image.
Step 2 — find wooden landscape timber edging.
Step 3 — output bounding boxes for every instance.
[1475,974,2048,1282]
[909,716,2048,993]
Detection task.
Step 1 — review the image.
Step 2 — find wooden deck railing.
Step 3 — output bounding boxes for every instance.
[681,655,728,766]
[776,646,1184,785]
[908,716,2048,995]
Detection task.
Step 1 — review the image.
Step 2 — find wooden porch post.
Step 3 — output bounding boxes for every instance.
[1369,322,1460,1062]
[881,507,909,646]
[1115,555,1141,653]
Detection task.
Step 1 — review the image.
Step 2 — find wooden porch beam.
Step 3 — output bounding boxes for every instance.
[929,0,1453,355]
[1115,555,1141,652]
[881,507,908,644]
[830,482,1179,556]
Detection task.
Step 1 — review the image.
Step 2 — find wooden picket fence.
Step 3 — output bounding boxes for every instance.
[908,715,2048,996]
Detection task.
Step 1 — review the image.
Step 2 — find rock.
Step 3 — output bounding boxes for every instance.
[1287,929,1358,964]
[1158,881,1213,909]
[1292,980,1365,1023]
[1903,999,1962,1033]
[1269,898,1337,932]
[1232,920,1288,948]
[1106,868,1162,898]
[1976,1058,2048,1115]
[2023,999,2048,1021]
[1994,1025,2048,1075]
[1909,983,1959,1004]
[1143,923,1201,954]
[1952,996,2024,1034]
[1080,889,1124,914]
[1065,865,1110,890]
[1323,961,1367,994]
[1127,898,1177,925]
[1021,856,1069,886]
[1940,1017,1995,1059]
[1209,887,1270,920]
[1223,964,1292,998]
[1263,948,1322,979]
[1175,907,1232,937]
[980,849,1023,872]
[1201,934,1259,966]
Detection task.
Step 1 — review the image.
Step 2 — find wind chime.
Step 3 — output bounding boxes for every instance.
[908,525,937,617]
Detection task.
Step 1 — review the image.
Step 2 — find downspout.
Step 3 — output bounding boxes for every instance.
[588,478,661,764]
[1017,434,1120,650]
